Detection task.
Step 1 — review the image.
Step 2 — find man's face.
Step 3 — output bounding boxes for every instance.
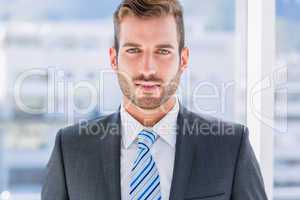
[110,15,189,110]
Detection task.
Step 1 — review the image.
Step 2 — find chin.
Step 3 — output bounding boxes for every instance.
[137,95,173,109]
[135,97,162,109]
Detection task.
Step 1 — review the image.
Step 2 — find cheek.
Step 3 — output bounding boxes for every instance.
[116,64,134,83]
[157,56,180,78]
[156,53,179,66]
[118,53,141,71]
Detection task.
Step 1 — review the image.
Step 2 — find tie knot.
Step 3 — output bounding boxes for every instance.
[137,129,158,150]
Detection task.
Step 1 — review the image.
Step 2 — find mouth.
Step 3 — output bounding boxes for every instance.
[135,82,161,92]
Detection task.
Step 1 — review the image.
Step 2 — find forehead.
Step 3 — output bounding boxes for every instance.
[119,15,178,47]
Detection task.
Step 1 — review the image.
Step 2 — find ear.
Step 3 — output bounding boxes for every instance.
[180,47,189,72]
[109,47,118,71]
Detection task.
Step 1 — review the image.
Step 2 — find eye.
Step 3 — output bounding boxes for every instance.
[157,49,171,55]
[126,48,141,54]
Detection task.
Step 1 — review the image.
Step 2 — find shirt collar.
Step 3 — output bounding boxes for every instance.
[120,96,179,149]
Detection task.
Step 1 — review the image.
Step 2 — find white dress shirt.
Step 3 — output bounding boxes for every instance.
[120,96,180,200]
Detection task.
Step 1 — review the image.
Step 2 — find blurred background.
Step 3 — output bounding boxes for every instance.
[0,0,299,199]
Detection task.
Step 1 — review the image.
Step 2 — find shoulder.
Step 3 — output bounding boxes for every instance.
[182,107,250,162]
[181,107,248,147]
[182,107,247,136]
[56,111,120,144]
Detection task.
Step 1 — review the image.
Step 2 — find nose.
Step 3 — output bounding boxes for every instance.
[139,52,157,77]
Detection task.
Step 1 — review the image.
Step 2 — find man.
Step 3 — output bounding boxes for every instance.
[42,0,268,199]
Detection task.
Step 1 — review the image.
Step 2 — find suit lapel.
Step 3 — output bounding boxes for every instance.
[100,108,122,200]
[169,102,196,200]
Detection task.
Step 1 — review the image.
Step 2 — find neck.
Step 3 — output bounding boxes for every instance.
[122,96,177,127]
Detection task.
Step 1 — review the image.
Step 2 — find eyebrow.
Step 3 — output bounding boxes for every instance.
[122,42,175,49]
[155,44,175,49]
[122,42,142,48]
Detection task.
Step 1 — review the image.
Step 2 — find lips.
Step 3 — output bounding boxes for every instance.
[135,82,160,87]
[135,82,160,92]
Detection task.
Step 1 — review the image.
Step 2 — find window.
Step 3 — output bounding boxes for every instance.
[275,0,300,199]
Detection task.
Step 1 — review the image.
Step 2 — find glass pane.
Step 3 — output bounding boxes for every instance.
[275,0,300,199]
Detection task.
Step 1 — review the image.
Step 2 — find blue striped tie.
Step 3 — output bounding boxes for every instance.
[129,129,162,200]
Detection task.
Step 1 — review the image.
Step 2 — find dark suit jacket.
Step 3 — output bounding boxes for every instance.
[41,102,268,200]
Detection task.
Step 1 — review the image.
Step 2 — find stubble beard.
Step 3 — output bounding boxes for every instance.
[117,68,181,110]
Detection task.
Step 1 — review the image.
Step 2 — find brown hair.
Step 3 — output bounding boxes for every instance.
[113,0,185,54]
